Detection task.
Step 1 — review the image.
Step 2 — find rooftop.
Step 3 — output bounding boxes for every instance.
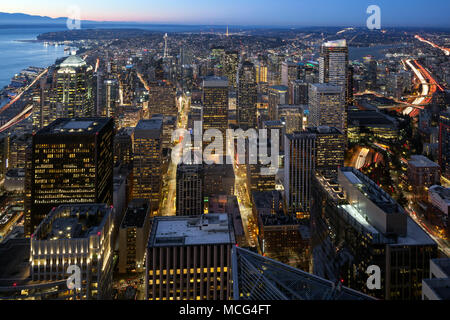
[33,204,111,241]
[323,39,347,47]
[148,214,234,247]
[309,83,343,92]
[36,118,111,136]
[269,85,288,92]
[203,76,228,87]
[409,155,440,168]
[59,55,87,68]
[135,118,163,131]
[121,199,150,229]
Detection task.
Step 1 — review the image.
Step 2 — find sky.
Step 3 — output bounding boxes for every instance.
[1,0,450,27]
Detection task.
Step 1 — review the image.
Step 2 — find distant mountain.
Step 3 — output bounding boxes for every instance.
[0,12,70,24]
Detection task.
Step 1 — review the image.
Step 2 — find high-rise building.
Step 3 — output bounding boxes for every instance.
[281,61,299,87]
[30,204,114,300]
[284,131,316,219]
[113,127,134,167]
[311,168,438,300]
[223,50,239,90]
[308,83,346,132]
[310,126,345,179]
[27,118,114,236]
[290,80,309,105]
[118,199,151,274]
[319,40,349,102]
[176,163,204,216]
[202,76,229,131]
[147,81,177,117]
[100,79,119,117]
[438,111,450,179]
[255,63,268,84]
[268,85,288,121]
[145,214,235,300]
[52,55,94,118]
[32,76,57,130]
[276,104,305,134]
[132,119,163,212]
[237,61,257,129]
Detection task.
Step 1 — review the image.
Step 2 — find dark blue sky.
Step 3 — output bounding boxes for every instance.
[2,0,450,27]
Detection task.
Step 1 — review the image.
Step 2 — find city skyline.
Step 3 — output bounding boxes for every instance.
[1,0,450,28]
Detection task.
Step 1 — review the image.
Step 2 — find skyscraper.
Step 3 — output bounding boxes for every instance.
[223,50,239,90]
[268,85,288,121]
[237,61,257,129]
[439,111,450,179]
[308,83,346,132]
[284,131,316,219]
[202,76,229,131]
[147,81,177,117]
[311,126,345,179]
[311,168,437,300]
[100,78,119,117]
[52,55,94,118]
[281,61,298,87]
[145,214,235,300]
[319,40,348,90]
[176,163,204,216]
[31,204,114,300]
[132,119,163,212]
[27,118,114,236]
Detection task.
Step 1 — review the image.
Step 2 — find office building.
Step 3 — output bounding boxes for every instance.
[145,214,235,300]
[52,55,94,118]
[113,127,134,167]
[281,61,298,87]
[290,80,309,105]
[237,62,257,129]
[310,126,345,179]
[118,199,151,274]
[147,81,177,117]
[99,79,119,118]
[407,155,440,200]
[284,131,315,219]
[30,204,114,300]
[203,164,235,198]
[319,39,350,105]
[132,119,163,212]
[309,83,345,132]
[439,111,450,179]
[268,85,288,120]
[311,168,437,300]
[27,118,114,236]
[176,163,204,216]
[223,50,239,90]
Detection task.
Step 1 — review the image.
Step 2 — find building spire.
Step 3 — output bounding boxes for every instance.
[226,25,229,37]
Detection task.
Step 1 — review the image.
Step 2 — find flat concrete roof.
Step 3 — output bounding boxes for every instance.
[149,214,234,247]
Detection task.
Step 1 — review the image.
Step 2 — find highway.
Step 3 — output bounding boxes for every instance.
[415,34,450,56]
